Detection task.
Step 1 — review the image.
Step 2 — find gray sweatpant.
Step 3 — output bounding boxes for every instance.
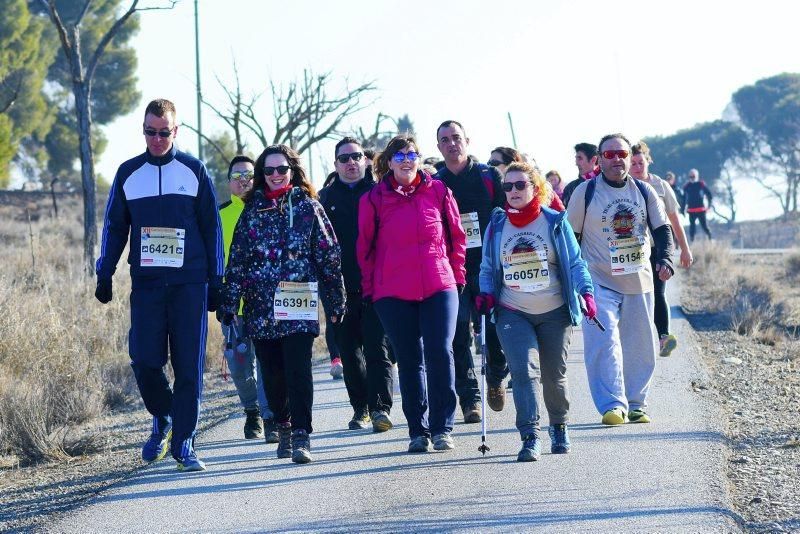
[582,285,657,415]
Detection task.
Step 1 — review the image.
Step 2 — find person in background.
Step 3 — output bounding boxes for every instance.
[218,155,277,443]
[358,134,466,453]
[95,98,223,472]
[222,144,346,464]
[681,169,713,242]
[488,146,523,176]
[319,137,394,433]
[631,142,693,358]
[478,162,594,460]
[546,170,565,200]
[561,142,600,208]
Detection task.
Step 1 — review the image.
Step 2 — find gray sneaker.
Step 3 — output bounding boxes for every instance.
[408,435,431,453]
[433,433,455,451]
[371,410,393,433]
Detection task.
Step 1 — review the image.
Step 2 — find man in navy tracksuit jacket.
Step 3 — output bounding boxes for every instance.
[94,99,224,472]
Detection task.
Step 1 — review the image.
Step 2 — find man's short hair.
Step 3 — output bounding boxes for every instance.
[227,155,254,179]
[597,133,632,152]
[144,98,176,120]
[334,136,362,158]
[436,120,466,140]
[574,142,598,160]
[364,148,376,160]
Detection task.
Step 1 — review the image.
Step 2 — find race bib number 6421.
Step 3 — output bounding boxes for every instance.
[140,227,185,267]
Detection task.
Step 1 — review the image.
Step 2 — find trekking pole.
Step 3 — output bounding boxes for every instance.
[478,315,491,456]
[579,296,606,332]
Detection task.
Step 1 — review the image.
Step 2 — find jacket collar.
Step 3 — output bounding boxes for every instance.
[145,145,177,166]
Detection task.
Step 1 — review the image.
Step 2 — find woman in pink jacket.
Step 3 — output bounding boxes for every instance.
[357,134,467,453]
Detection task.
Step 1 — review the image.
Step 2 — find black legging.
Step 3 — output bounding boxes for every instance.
[650,249,669,337]
[688,211,711,242]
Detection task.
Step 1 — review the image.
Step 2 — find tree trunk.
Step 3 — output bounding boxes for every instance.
[74,82,97,275]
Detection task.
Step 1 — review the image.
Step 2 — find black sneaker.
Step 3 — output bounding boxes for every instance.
[263,418,279,444]
[276,423,292,459]
[291,429,312,464]
[517,433,541,462]
[348,408,371,430]
[408,435,431,453]
[371,410,393,433]
[243,408,264,440]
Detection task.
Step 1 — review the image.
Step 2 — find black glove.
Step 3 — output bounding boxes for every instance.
[207,285,222,312]
[95,278,112,304]
[457,284,465,295]
[221,312,234,326]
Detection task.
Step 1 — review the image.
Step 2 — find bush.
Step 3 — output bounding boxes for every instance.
[786,253,800,279]
[729,275,781,337]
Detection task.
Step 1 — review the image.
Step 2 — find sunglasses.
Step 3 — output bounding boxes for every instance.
[336,152,364,164]
[143,127,175,138]
[601,150,629,159]
[392,151,420,163]
[229,171,254,181]
[264,165,291,176]
[501,181,531,192]
[487,159,504,167]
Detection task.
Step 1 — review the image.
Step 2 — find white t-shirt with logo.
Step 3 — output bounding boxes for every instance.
[498,214,564,315]
[567,176,669,295]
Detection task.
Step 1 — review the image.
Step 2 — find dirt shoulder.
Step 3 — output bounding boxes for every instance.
[680,250,800,533]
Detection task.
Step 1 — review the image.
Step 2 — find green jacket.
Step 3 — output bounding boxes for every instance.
[219,195,245,314]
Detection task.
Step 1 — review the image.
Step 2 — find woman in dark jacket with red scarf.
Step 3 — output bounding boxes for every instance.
[223,144,346,465]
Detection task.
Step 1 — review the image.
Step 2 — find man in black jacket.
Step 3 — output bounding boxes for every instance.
[562,142,601,209]
[319,137,394,433]
[435,120,508,422]
[681,169,713,242]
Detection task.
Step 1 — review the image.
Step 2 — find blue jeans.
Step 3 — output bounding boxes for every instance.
[222,317,272,420]
[375,289,458,438]
[494,305,572,438]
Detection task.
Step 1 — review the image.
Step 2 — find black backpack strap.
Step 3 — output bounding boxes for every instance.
[578,177,597,243]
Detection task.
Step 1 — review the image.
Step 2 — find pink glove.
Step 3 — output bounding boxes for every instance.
[582,293,597,320]
[474,293,496,315]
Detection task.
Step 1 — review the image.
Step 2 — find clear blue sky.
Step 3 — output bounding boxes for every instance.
[95,0,800,220]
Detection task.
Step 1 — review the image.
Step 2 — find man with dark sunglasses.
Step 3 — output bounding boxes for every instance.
[566,133,674,427]
[318,137,394,433]
[434,120,508,422]
[562,142,601,208]
[95,98,224,472]
[218,155,278,444]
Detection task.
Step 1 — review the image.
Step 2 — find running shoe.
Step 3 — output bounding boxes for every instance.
[548,424,571,454]
[330,357,344,379]
[660,334,678,357]
[348,408,371,430]
[432,433,455,451]
[291,429,312,464]
[141,418,172,463]
[462,403,482,424]
[263,418,280,444]
[176,450,206,472]
[517,434,541,462]
[408,435,431,453]
[628,409,651,424]
[371,410,393,433]
[601,408,626,426]
[276,422,292,458]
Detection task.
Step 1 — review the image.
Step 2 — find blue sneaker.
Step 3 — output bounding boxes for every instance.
[141,417,172,463]
[176,451,206,472]
[517,433,541,462]
[548,424,571,454]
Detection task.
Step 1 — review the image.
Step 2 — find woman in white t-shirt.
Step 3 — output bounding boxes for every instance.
[477,162,595,462]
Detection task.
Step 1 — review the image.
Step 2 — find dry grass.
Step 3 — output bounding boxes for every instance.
[0,200,222,466]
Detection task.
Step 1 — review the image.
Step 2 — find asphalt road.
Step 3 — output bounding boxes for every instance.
[51,279,742,533]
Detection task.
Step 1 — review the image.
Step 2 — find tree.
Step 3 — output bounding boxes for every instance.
[355,113,415,151]
[645,120,747,222]
[35,0,175,273]
[732,73,800,215]
[200,131,240,203]
[187,68,377,160]
[0,0,57,186]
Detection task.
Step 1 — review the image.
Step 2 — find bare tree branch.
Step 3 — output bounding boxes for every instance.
[181,123,229,160]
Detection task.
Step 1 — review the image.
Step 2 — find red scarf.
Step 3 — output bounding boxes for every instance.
[506,196,542,227]
[582,166,601,180]
[389,173,421,196]
[264,184,291,200]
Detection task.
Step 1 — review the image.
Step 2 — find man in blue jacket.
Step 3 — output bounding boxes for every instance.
[94,98,224,472]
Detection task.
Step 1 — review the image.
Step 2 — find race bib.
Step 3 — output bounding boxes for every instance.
[273,281,319,321]
[502,250,550,292]
[461,212,481,249]
[609,236,647,275]
[140,227,185,267]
